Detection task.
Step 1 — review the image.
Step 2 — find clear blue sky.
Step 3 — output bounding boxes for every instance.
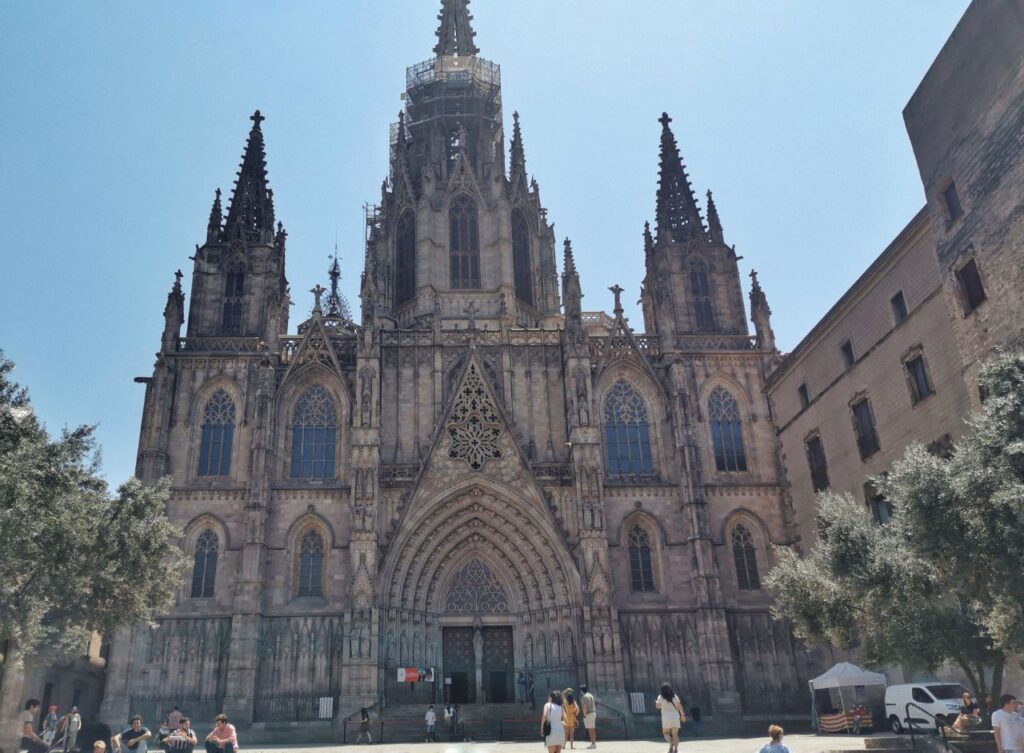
[0,1,968,487]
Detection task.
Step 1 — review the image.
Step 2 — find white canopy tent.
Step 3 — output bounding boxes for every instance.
[809,662,887,731]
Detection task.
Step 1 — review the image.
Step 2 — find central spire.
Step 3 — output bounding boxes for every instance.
[434,0,479,57]
[655,112,706,244]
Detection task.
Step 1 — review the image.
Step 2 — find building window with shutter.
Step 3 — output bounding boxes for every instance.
[797,383,810,410]
[851,397,880,460]
[942,180,963,224]
[805,434,830,492]
[904,353,935,405]
[955,257,986,314]
[890,291,908,324]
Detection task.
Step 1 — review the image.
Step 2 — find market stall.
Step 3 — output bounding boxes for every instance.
[809,662,886,733]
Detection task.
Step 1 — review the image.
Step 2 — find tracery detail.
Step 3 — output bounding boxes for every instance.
[291,384,337,479]
[447,362,502,470]
[602,381,653,477]
[732,523,761,591]
[445,558,510,613]
[709,387,747,472]
[198,389,235,476]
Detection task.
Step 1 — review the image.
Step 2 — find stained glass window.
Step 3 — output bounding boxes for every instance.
[602,382,653,478]
[395,210,416,306]
[690,261,715,332]
[627,525,655,592]
[198,389,235,476]
[732,524,760,590]
[297,529,324,598]
[709,387,747,472]
[291,385,337,479]
[450,195,480,288]
[190,528,219,598]
[512,210,533,306]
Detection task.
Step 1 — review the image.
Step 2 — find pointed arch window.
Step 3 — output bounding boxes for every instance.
[290,385,337,479]
[731,524,761,590]
[512,210,534,306]
[627,525,655,592]
[709,387,747,472]
[602,382,654,478]
[690,261,715,332]
[395,209,416,306]
[297,529,325,598]
[450,195,480,289]
[198,389,235,476]
[222,260,245,334]
[190,528,219,598]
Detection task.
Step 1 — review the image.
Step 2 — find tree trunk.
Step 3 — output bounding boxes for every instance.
[954,656,983,709]
[989,653,1005,708]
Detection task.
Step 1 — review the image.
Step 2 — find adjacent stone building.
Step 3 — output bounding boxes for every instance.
[100,0,822,733]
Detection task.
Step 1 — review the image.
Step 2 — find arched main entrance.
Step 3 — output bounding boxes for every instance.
[378,485,584,705]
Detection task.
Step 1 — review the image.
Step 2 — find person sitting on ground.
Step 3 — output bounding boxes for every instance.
[163,717,197,753]
[113,716,152,753]
[203,715,237,753]
[757,724,791,753]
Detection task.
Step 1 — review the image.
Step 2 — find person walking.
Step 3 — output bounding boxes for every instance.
[355,708,373,744]
[757,724,791,753]
[541,690,566,753]
[579,684,597,749]
[114,716,152,753]
[993,695,1020,753]
[424,704,437,742]
[203,714,237,753]
[562,689,581,749]
[655,683,685,753]
[63,707,83,752]
[19,699,48,753]
[43,705,60,745]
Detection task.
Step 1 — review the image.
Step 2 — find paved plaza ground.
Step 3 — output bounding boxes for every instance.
[244,732,877,753]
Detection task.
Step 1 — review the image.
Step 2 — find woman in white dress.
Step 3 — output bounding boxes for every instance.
[655,683,686,753]
[541,690,566,753]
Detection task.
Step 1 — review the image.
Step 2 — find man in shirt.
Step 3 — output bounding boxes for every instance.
[204,714,237,753]
[424,705,437,742]
[19,699,48,753]
[62,706,82,753]
[114,716,152,753]
[163,718,197,753]
[580,684,598,749]
[992,694,1019,753]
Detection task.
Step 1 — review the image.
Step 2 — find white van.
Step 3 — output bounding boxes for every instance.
[885,683,969,733]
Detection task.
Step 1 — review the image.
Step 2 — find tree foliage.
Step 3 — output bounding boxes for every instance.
[0,351,185,663]
[767,350,1024,709]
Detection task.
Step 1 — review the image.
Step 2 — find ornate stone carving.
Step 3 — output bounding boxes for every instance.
[445,558,510,613]
[447,362,503,471]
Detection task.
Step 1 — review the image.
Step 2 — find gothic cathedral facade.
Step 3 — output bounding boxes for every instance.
[102,0,821,727]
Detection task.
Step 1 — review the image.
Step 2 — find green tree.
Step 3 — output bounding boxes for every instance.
[0,350,185,671]
[767,350,1024,711]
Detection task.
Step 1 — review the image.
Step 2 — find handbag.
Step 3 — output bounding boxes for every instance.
[542,703,552,737]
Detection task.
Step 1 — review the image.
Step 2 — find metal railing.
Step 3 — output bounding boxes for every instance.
[252,693,337,722]
[904,701,948,750]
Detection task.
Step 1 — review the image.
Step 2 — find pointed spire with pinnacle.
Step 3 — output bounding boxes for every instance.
[162,269,185,352]
[223,110,275,242]
[643,221,655,265]
[510,111,526,173]
[655,112,706,244]
[325,249,353,320]
[433,0,479,57]
[706,189,724,244]
[562,238,585,345]
[207,188,222,243]
[749,270,776,352]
